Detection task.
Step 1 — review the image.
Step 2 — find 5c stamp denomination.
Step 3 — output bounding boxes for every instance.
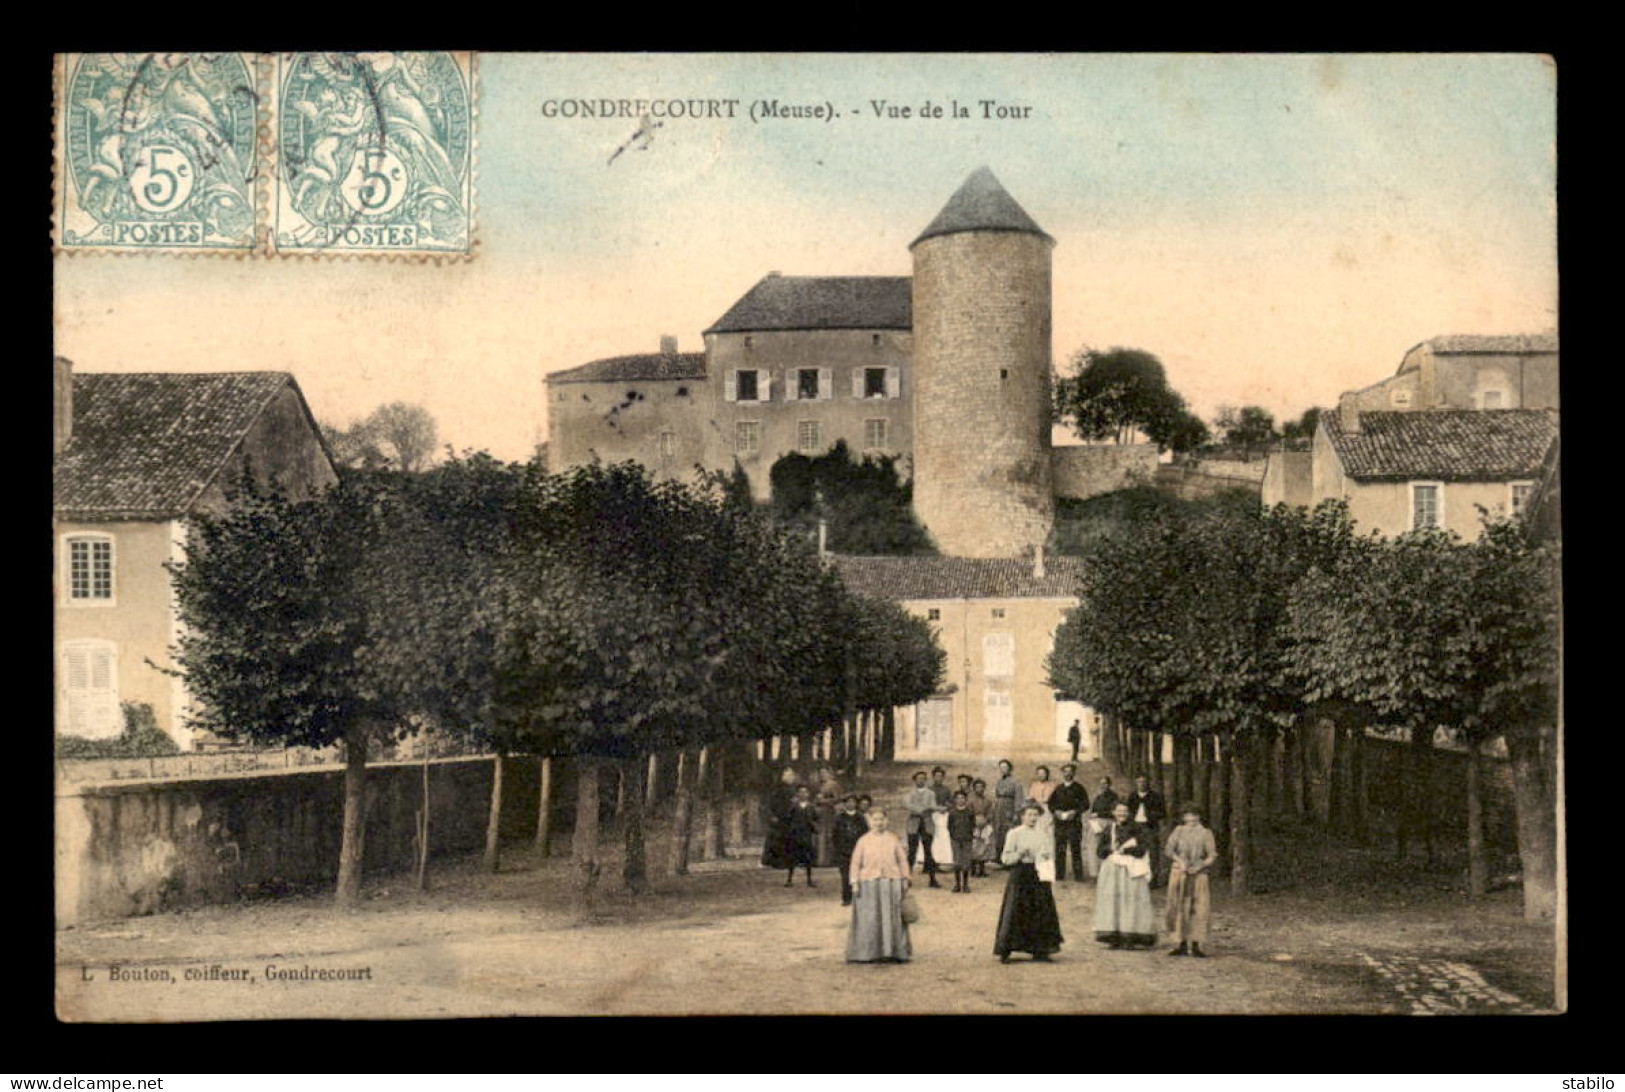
[55,53,265,254]
[275,51,476,258]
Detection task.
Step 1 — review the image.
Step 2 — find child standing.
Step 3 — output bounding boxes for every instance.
[947,790,977,892]
[1163,804,1217,957]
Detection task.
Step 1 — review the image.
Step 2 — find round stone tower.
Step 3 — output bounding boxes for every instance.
[910,166,1055,558]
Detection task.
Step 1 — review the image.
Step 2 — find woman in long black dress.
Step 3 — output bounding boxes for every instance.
[783,785,819,887]
[993,803,1064,962]
[761,766,800,871]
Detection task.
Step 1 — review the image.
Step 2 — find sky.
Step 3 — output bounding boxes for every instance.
[54,53,1557,462]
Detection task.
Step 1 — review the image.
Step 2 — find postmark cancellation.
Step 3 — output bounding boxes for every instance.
[55,53,266,254]
[274,51,476,259]
[53,51,477,259]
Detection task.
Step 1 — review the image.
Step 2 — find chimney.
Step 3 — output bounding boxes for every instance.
[766,271,782,278]
[1337,394,1361,434]
[53,356,74,454]
[1033,543,1046,579]
[659,335,678,355]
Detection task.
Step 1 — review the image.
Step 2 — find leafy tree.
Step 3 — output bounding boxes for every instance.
[1214,405,1280,458]
[168,470,427,905]
[1055,347,1202,451]
[1049,499,1361,893]
[768,440,934,555]
[321,402,439,472]
[1280,407,1322,449]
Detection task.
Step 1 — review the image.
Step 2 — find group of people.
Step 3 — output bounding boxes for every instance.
[760,760,1219,965]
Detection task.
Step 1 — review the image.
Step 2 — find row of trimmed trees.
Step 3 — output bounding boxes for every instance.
[168,456,944,909]
[1047,500,1560,919]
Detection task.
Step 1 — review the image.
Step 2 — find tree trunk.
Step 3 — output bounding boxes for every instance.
[414,752,431,892]
[646,752,660,807]
[671,748,694,877]
[484,753,505,873]
[535,756,553,856]
[612,761,626,823]
[881,707,897,762]
[1408,725,1436,866]
[1506,728,1558,920]
[1466,736,1487,898]
[335,724,370,907]
[573,756,602,915]
[1266,728,1283,819]
[1350,724,1368,842]
[1151,730,1166,803]
[1229,731,1251,896]
[1171,735,1191,813]
[1215,734,1232,870]
[1328,721,1347,833]
[1283,725,1304,821]
[854,713,869,779]
[703,746,725,859]
[1195,735,1213,830]
[621,754,648,894]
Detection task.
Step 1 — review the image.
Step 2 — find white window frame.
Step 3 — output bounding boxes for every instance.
[796,419,822,454]
[60,638,121,739]
[1479,389,1506,410]
[1509,480,1536,518]
[864,418,889,451]
[926,607,941,621]
[658,430,677,458]
[62,532,116,607]
[983,688,1013,743]
[1409,481,1444,531]
[735,420,761,457]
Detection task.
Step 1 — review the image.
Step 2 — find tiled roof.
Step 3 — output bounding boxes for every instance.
[704,275,912,334]
[911,166,1053,248]
[832,555,1084,601]
[547,352,707,385]
[1422,332,1558,354]
[1322,409,1558,482]
[55,371,299,520]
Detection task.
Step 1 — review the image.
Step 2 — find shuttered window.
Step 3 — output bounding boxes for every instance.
[983,632,1015,678]
[62,641,120,739]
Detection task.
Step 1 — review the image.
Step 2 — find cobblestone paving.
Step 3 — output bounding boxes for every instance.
[1361,952,1537,1014]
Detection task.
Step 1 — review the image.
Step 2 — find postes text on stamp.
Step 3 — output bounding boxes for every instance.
[56,53,264,253]
[275,52,476,258]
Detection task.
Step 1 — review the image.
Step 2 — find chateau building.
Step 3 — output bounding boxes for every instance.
[546,167,1148,756]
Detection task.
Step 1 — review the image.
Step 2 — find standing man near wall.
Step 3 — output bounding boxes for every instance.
[1049,764,1090,882]
[1067,719,1082,764]
[903,770,943,888]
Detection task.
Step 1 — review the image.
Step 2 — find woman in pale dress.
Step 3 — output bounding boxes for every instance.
[991,760,1025,866]
[1093,801,1157,949]
[1027,765,1058,843]
[846,807,913,964]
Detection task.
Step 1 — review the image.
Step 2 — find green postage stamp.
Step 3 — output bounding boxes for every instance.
[53,52,477,258]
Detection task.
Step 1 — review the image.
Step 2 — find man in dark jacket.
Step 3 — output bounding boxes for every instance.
[832,794,868,906]
[1048,764,1091,881]
[1125,775,1168,887]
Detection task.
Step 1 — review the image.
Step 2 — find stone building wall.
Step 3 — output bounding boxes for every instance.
[911,231,1054,557]
[1050,444,1159,500]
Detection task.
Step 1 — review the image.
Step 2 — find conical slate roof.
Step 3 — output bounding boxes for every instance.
[910,166,1053,248]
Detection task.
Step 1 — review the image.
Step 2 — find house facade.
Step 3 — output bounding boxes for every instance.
[1263,332,1559,538]
[832,555,1092,760]
[53,360,337,748]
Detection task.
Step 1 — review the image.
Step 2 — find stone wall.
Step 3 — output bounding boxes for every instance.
[1050,444,1158,501]
[1154,463,1264,502]
[56,756,503,925]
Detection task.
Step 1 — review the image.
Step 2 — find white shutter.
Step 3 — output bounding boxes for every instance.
[64,642,119,740]
[819,368,833,401]
[851,369,865,399]
[784,369,798,402]
[759,372,772,402]
[886,367,901,399]
[725,370,738,403]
